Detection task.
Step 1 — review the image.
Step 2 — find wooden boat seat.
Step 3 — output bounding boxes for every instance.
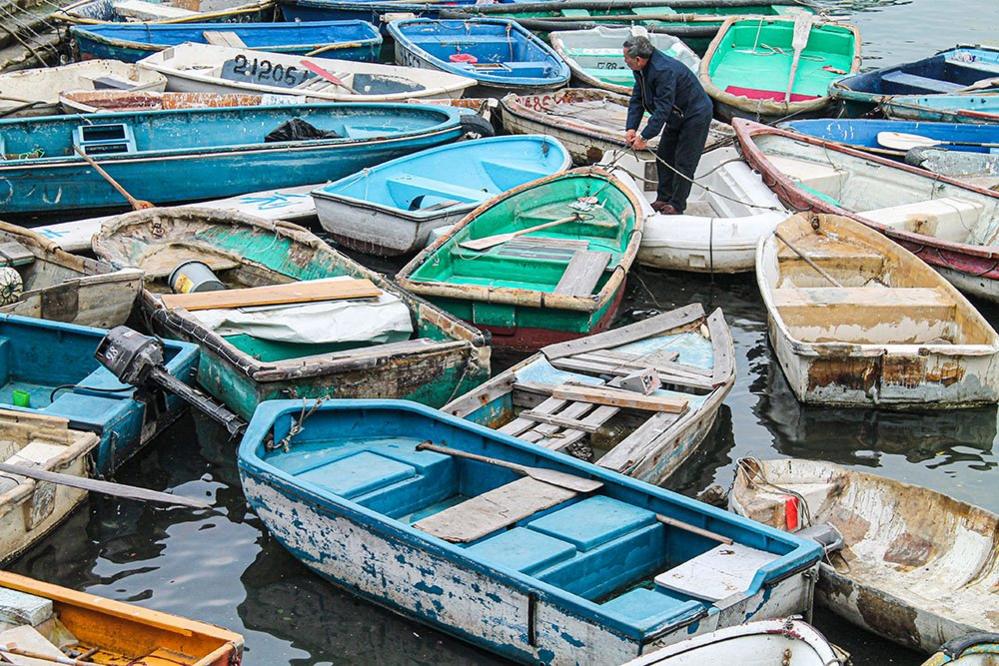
[112,0,196,19]
[500,396,619,452]
[412,477,577,543]
[654,543,780,602]
[385,174,487,204]
[774,286,955,330]
[880,71,964,94]
[0,241,34,267]
[768,155,846,194]
[202,31,247,48]
[553,250,611,296]
[861,197,984,240]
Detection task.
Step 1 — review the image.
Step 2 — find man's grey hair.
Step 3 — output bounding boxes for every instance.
[623,35,655,59]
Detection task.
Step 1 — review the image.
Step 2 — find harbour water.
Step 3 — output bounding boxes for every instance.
[10,2,999,664]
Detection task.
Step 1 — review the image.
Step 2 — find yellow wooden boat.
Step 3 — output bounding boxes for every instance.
[0,571,243,665]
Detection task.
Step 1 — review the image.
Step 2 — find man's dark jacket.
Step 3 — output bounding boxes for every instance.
[626,49,713,141]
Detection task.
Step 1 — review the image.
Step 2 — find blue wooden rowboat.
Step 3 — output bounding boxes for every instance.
[829,45,999,116]
[238,399,822,664]
[387,18,570,97]
[782,119,999,157]
[70,21,382,63]
[0,314,198,476]
[882,94,999,124]
[0,103,462,216]
[313,135,572,255]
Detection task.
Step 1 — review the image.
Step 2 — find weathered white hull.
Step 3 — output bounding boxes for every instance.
[314,193,467,256]
[0,270,142,329]
[242,474,817,665]
[757,214,999,409]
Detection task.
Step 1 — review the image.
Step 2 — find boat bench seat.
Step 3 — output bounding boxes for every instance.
[768,155,846,195]
[774,286,955,326]
[600,587,702,629]
[385,174,488,204]
[881,71,964,94]
[861,197,984,240]
[654,543,780,603]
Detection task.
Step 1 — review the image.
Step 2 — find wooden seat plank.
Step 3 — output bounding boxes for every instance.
[499,397,566,437]
[412,477,577,543]
[554,250,611,297]
[203,31,247,48]
[654,543,780,602]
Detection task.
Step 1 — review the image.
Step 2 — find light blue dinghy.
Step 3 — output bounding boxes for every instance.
[387,18,571,97]
[882,94,999,124]
[313,135,571,255]
[70,21,383,64]
[0,314,198,476]
[239,399,823,665]
[782,118,999,157]
[0,103,462,217]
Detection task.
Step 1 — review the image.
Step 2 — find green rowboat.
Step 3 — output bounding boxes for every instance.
[92,207,490,419]
[700,15,861,121]
[396,168,644,351]
[441,0,812,55]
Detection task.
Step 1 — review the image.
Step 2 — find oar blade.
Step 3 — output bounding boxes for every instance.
[529,467,604,493]
[877,131,938,151]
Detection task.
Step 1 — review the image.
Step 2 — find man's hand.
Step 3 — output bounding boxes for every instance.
[625,129,637,146]
[631,135,648,151]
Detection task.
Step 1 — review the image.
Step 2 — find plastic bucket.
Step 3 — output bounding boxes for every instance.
[168,261,225,294]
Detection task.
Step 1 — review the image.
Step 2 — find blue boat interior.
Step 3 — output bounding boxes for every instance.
[839,47,999,95]
[392,19,569,84]
[0,105,455,164]
[890,94,999,114]
[784,119,999,154]
[247,402,817,636]
[316,136,569,217]
[0,314,197,473]
[73,20,381,51]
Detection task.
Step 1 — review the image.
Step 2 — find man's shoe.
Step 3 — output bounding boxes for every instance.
[651,201,679,215]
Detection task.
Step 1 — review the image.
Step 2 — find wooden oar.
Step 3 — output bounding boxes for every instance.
[0,462,211,509]
[415,441,603,493]
[877,131,999,151]
[656,514,733,545]
[300,60,359,94]
[459,215,579,251]
[304,42,345,57]
[773,230,843,288]
[955,76,999,93]
[73,146,153,211]
[0,644,99,665]
[784,14,814,104]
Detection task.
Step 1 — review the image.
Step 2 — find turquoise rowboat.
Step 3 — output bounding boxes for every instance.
[91,208,490,421]
[0,103,462,217]
[443,303,735,486]
[396,167,644,351]
[699,15,862,122]
[0,314,197,476]
[238,398,822,664]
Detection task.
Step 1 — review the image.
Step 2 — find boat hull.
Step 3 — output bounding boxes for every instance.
[316,196,467,256]
[51,0,275,25]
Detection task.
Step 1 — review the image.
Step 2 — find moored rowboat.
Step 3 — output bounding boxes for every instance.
[92,207,490,420]
[387,18,571,97]
[882,94,999,124]
[731,457,999,653]
[500,88,734,164]
[238,398,822,664]
[313,135,572,256]
[699,15,861,122]
[59,90,299,113]
[396,167,644,351]
[138,42,475,102]
[444,303,735,486]
[0,60,166,117]
[0,571,243,664]
[781,118,999,158]
[757,212,999,408]
[550,26,698,95]
[734,118,999,302]
[51,0,273,25]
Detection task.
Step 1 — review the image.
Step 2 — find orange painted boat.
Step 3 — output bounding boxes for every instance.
[0,571,243,665]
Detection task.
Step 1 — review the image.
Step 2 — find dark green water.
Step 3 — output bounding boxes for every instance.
[11,2,999,664]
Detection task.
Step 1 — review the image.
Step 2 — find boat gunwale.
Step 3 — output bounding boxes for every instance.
[395,166,644,314]
[699,15,862,118]
[755,212,999,361]
[500,89,633,147]
[51,0,275,25]
[734,118,999,263]
[237,397,823,642]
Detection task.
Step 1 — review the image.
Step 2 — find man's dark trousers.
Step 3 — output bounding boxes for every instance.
[655,109,713,213]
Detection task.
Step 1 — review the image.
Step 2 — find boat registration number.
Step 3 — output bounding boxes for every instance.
[220,56,311,89]
[595,62,622,69]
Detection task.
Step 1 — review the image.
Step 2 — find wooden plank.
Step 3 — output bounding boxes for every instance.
[499,397,565,437]
[159,278,380,311]
[203,31,247,48]
[542,303,706,360]
[520,408,602,433]
[580,351,713,379]
[443,375,516,418]
[551,384,688,414]
[706,308,734,386]
[412,477,576,543]
[529,401,592,437]
[550,357,714,392]
[598,412,683,471]
[553,250,611,297]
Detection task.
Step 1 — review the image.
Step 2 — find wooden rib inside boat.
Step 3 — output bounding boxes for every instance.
[731,458,999,654]
[757,212,999,408]
[444,303,735,485]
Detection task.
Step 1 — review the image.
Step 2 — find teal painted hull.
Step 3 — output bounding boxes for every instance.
[0,103,462,216]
